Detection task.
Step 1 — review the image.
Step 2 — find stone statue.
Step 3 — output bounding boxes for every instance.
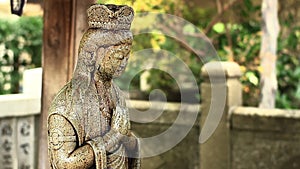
[47,4,140,169]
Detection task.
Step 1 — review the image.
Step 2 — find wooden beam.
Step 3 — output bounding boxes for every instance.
[39,0,95,168]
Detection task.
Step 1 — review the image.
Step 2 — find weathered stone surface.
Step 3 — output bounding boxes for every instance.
[127,100,199,125]
[201,61,242,78]
[0,118,18,169]
[231,130,300,169]
[129,100,200,169]
[200,61,242,169]
[231,107,300,132]
[17,116,36,169]
[133,123,200,169]
[230,107,300,169]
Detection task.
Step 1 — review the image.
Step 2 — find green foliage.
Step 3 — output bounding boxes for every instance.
[0,16,42,94]
[276,26,300,109]
[212,21,262,107]
[102,0,300,108]
[211,0,300,108]
[100,0,204,101]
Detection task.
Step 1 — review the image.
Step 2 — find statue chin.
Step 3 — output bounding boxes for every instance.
[113,69,126,78]
[113,62,128,78]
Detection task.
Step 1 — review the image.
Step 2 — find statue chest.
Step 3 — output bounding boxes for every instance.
[84,107,112,141]
[85,96,116,140]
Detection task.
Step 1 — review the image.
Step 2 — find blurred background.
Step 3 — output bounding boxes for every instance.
[0,0,299,108]
[0,0,299,169]
[0,0,42,94]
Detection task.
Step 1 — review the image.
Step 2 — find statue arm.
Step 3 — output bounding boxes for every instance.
[112,84,139,152]
[48,114,95,169]
[122,131,138,151]
[114,96,140,166]
[48,114,126,169]
[94,128,124,153]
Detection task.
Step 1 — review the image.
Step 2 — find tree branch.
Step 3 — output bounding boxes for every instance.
[157,23,206,60]
[204,0,242,34]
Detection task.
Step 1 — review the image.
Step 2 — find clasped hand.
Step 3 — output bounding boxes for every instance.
[111,105,131,136]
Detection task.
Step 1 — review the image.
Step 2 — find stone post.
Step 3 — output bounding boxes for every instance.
[200,61,242,169]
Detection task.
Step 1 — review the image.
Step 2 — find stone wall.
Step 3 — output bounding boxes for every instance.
[200,61,300,169]
[230,107,300,169]
[128,100,201,169]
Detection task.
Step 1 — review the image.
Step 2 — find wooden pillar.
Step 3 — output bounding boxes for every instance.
[39,0,95,168]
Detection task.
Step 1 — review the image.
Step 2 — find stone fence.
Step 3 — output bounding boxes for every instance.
[230,107,300,169]
[0,68,42,169]
[129,100,200,169]
[201,61,300,169]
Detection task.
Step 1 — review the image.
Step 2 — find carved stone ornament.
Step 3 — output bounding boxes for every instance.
[47,4,140,169]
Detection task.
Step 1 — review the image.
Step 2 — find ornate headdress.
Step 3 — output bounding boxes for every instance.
[87,4,134,30]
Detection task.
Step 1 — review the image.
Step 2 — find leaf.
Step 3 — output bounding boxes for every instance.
[244,0,254,11]
[246,72,259,86]
[213,22,225,34]
[294,67,300,77]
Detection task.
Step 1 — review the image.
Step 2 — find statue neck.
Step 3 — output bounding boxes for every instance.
[94,71,113,92]
[95,79,112,94]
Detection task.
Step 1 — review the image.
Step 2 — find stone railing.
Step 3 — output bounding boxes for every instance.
[0,68,42,169]
[230,107,300,169]
[200,61,300,169]
[129,100,201,169]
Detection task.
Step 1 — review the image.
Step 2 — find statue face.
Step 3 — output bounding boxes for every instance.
[97,43,132,79]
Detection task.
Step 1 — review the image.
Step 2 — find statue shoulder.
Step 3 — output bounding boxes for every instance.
[48,81,73,115]
[47,81,84,141]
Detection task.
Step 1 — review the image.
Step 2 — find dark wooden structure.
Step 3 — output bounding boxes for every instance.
[39,0,96,168]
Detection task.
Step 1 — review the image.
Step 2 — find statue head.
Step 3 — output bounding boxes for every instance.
[87,4,134,31]
[74,4,134,84]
